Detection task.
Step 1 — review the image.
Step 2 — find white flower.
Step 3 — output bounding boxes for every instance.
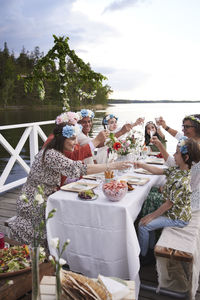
[35,193,44,205]
[60,73,65,77]
[66,239,70,244]
[50,237,59,249]
[39,247,46,256]
[59,89,64,94]
[74,124,82,135]
[179,139,186,147]
[63,82,67,86]
[20,193,27,201]
[59,258,67,266]
[49,255,54,261]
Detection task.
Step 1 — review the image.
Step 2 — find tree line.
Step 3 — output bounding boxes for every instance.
[0,42,112,109]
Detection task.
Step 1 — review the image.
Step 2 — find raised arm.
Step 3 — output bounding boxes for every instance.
[151,136,169,161]
[159,117,178,137]
[87,161,132,174]
[114,117,144,138]
[133,161,164,175]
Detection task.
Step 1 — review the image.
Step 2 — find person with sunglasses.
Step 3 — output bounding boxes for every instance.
[144,121,167,152]
[151,114,200,212]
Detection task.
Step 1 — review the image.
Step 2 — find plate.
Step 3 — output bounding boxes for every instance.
[82,173,104,181]
[145,157,164,165]
[0,266,31,278]
[120,175,150,185]
[148,151,160,156]
[78,194,98,201]
[61,181,99,192]
[134,168,153,175]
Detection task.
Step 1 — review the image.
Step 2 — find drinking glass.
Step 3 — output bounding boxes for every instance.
[149,130,155,145]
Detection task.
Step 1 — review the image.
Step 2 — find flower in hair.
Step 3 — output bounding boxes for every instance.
[56,112,79,125]
[103,114,118,125]
[178,136,188,154]
[186,115,200,124]
[77,109,95,120]
[62,124,81,138]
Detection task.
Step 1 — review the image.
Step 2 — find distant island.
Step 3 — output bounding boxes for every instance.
[108,99,200,103]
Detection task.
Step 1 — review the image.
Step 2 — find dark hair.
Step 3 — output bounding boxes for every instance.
[181,138,200,169]
[145,122,162,145]
[183,114,200,138]
[42,123,67,161]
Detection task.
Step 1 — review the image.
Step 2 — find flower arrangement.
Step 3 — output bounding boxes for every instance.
[62,124,82,138]
[118,133,137,156]
[106,133,122,156]
[49,237,70,300]
[178,136,188,154]
[77,109,95,120]
[56,112,80,125]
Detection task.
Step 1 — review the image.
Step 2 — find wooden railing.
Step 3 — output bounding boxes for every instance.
[0,120,55,194]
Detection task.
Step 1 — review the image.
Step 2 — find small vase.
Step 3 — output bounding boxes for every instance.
[30,246,41,300]
[56,264,61,300]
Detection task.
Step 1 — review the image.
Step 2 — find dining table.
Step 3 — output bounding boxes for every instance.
[46,165,166,300]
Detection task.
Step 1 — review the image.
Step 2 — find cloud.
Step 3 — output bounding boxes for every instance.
[103,0,142,13]
[0,0,117,56]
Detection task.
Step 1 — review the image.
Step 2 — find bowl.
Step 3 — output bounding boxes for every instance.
[102,180,128,202]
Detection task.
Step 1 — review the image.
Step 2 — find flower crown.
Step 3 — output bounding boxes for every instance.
[56,112,80,125]
[178,136,188,154]
[186,115,200,124]
[103,114,118,125]
[62,124,82,138]
[77,109,95,120]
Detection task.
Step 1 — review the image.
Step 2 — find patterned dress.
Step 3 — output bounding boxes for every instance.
[141,167,191,222]
[9,149,87,249]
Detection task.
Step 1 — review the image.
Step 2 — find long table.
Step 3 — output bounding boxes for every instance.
[46,170,165,299]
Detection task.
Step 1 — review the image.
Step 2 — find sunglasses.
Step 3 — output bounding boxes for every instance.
[182,125,195,129]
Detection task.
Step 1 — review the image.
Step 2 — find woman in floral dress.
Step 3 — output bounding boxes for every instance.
[8,123,131,249]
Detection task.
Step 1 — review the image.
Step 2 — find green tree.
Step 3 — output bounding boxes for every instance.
[20,35,107,110]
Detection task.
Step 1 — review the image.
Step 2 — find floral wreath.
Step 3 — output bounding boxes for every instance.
[56,112,80,125]
[186,115,200,124]
[103,114,118,125]
[62,124,82,138]
[77,109,95,120]
[178,136,188,154]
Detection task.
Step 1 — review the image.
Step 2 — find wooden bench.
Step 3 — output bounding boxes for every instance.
[154,245,193,262]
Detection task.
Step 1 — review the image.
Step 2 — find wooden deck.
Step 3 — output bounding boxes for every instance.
[1,187,200,300]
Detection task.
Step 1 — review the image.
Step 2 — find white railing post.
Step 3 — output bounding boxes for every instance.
[0,120,55,194]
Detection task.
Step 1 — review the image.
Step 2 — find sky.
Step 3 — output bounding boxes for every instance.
[1,0,200,101]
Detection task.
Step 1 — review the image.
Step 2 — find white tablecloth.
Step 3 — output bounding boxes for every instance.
[46,171,165,299]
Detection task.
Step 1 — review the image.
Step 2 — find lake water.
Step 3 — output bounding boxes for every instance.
[1,102,200,184]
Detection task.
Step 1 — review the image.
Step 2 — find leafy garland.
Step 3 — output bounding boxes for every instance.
[18,35,106,110]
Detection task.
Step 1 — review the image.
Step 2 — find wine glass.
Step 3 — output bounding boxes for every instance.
[149,130,155,145]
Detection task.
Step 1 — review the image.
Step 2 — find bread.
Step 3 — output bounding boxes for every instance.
[61,270,108,300]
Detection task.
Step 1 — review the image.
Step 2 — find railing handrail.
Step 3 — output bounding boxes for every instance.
[0,120,55,130]
[0,120,55,194]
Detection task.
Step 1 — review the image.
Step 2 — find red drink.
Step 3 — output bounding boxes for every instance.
[0,232,5,249]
